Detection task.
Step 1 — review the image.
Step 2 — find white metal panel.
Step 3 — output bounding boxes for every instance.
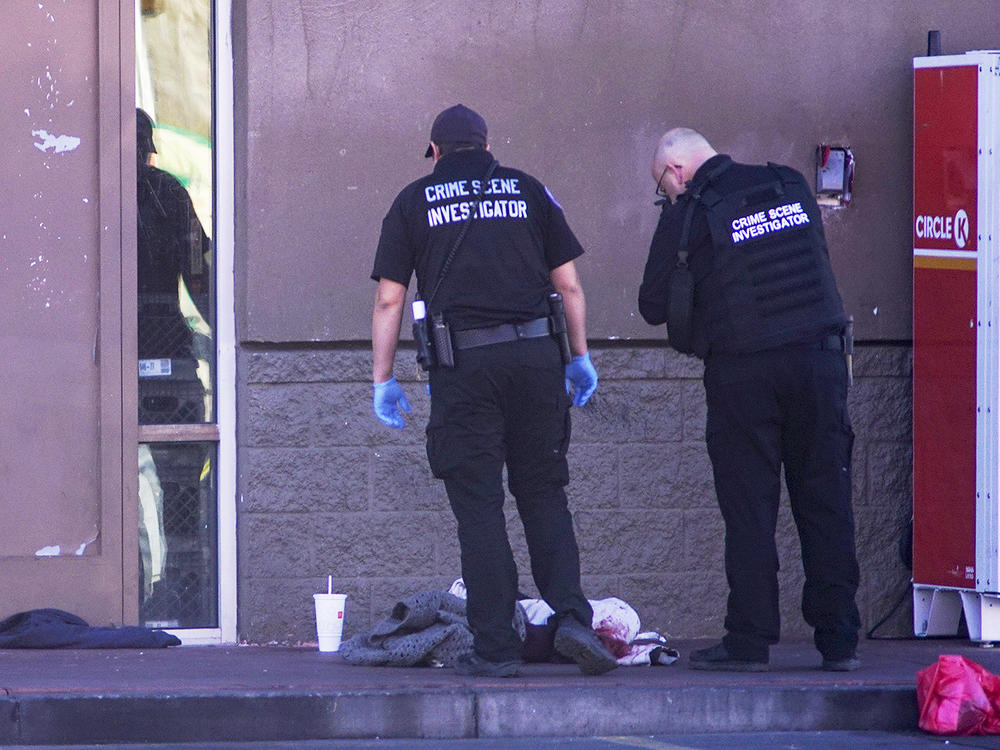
[913,53,987,69]
[976,52,1000,593]
[914,586,963,636]
[214,0,238,645]
[960,590,1000,641]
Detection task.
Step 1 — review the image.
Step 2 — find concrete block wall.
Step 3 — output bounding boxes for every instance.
[238,344,913,646]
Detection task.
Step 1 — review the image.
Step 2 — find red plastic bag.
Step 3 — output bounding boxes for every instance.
[917,654,1000,735]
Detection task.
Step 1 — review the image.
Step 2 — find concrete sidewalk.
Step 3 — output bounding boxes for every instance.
[0,637,990,745]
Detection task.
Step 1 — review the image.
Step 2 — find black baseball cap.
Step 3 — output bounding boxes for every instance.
[424,104,487,157]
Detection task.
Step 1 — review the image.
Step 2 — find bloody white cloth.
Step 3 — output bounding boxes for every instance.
[449,579,677,666]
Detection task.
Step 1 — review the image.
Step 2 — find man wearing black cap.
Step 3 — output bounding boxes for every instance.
[369,104,615,677]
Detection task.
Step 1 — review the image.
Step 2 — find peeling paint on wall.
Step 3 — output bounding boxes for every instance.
[33,528,98,557]
[31,129,80,153]
[75,529,99,556]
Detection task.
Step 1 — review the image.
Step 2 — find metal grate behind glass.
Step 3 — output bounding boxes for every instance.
[139,442,218,629]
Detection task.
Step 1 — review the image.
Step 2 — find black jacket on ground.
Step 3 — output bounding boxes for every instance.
[0,609,181,648]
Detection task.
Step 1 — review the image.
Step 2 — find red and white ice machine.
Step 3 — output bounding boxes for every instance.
[913,50,1000,640]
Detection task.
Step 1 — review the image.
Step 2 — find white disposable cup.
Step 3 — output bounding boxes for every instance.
[313,593,347,652]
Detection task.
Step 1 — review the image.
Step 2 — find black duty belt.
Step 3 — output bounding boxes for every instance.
[451,317,551,350]
[788,333,844,351]
[816,333,845,351]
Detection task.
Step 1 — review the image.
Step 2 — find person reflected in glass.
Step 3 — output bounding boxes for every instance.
[136,107,211,625]
[136,107,211,424]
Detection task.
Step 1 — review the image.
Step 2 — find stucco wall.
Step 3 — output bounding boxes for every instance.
[237,344,913,644]
[235,0,998,345]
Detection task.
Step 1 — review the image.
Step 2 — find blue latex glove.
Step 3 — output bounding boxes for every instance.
[565,352,598,407]
[373,377,411,428]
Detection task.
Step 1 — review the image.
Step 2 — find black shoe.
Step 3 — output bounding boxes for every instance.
[821,654,860,672]
[689,642,769,672]
[452,652,522,677]
[553,618,618,676]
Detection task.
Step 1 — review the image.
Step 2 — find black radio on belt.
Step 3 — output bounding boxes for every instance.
[430,312,454,368]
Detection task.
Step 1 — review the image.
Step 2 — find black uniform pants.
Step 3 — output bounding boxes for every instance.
[426,336,592,662]
[704,347,860,661]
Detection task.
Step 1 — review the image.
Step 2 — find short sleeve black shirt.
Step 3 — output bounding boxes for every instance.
[371,148,584,330]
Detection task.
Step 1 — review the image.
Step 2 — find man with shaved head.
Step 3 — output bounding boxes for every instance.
[649,128,718,203]
[638,128,860,673]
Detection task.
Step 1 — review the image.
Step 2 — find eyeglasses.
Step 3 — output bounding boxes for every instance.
[654,163,671,199]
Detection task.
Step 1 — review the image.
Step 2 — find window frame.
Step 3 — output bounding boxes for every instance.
[133,0,236,644]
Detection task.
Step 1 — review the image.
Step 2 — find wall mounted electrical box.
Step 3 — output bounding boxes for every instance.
[816,145,854,207]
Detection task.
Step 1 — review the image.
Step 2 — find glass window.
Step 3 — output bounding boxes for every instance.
[139,442,218,628]
[136,0,214,426]
[136,0,217,628]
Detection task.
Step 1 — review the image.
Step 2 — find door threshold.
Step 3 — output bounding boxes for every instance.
[162,627,228,646]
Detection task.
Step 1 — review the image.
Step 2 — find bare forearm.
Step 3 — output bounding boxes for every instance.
[562,285,588,356]
[550,260,588,356]
[372,280,406,383]
[372,317,400,383]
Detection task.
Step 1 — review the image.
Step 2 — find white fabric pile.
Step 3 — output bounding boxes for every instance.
[449,578,678,666]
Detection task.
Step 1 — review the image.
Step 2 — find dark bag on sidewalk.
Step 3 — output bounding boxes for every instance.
[0,608,181,649]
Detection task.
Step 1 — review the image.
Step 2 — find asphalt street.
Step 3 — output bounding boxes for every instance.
[12,731,1000,749]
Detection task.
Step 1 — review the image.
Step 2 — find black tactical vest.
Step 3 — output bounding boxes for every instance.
[690,163,847,354]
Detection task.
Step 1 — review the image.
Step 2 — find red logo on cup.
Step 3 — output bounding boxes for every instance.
[338,612,343,619]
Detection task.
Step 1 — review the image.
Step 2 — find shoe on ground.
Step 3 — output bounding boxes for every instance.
[689,642,769,672]
[553,618,618,676]
[821,654,861,672]
[452,652,521,677]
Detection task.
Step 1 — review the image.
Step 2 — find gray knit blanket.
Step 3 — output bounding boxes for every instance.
[339,590,525,667]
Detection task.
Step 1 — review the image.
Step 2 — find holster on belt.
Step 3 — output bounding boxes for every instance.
[413,316,435,371]
[547,293,572,365]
